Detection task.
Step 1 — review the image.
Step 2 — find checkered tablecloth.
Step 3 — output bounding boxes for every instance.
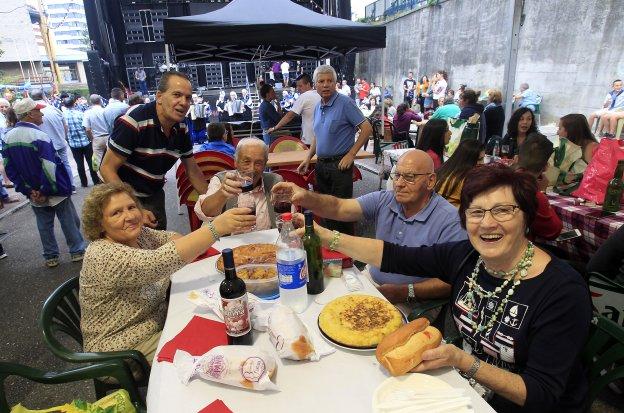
[545,192,624,261]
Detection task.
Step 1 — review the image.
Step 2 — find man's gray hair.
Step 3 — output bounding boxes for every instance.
[0,98,9,106]
[313,65,337,84]
[235,137,269,162]
[30,89,45,101]
[520,83,529,90]
[16,112,30,121]
[89,94,102,105]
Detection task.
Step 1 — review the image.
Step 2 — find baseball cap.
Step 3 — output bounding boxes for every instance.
[13,98,45,116]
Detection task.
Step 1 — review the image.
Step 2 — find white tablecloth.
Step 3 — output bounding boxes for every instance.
[146,229,495,413]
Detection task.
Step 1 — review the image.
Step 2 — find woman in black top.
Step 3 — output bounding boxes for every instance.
[500,108,538,158]
[484,88,505,143]
[302,164,591,412]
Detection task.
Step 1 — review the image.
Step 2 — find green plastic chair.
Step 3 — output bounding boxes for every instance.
[615,117,624,139]
[39,276,149,405]
[582,312,624,408]
[0,359,145,413]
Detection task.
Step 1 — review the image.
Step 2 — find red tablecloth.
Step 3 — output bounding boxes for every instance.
[545,193,624,261]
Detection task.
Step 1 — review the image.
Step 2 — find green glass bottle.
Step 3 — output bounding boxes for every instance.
[603,160,624,213]
[303,211,324,295]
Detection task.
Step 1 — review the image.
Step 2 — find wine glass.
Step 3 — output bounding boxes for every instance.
[236,194,257,231]
[237,170,254,193]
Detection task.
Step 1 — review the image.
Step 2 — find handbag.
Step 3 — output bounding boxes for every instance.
[572,138,624,203]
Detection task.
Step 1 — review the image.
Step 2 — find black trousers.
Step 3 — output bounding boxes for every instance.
[315,159,354,235]
[139,188,167,230]
[70,144,100,187]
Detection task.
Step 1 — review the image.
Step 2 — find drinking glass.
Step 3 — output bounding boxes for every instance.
[236,194,257,231]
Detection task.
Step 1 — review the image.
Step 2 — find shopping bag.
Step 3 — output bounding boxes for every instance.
[446,117,466,157]
[572,138,624,203]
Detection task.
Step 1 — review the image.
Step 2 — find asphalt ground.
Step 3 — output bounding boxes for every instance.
[0,153,621,412]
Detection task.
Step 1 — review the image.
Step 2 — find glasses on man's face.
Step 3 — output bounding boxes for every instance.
[389,171,431,184]
[465,204,519,223]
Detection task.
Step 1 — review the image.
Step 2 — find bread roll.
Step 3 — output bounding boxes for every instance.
[375,318,442,376]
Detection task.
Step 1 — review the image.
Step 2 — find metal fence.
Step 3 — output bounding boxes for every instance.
[364,0,431,21]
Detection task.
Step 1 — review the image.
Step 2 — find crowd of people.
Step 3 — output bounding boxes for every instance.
[1,63,624,412]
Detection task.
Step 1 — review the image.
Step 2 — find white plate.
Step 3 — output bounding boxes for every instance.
[372,374,474,413]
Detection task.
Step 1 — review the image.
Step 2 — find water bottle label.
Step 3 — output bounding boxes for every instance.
[221,295,251,336]
[277,260,307,290]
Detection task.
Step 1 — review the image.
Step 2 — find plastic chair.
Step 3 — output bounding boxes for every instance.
[269,136,308,153]
[272,169,309,189]
[581,312,624,408]
[0,360,145,413]
[39,276,148,406]
[615,118,624,139]
[306,166,363,191]
[372,119,398,163]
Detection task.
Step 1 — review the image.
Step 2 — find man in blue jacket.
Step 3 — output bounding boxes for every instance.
[2,98,86,268]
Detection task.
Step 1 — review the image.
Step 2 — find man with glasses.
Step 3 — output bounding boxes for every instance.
[271,149,466,316]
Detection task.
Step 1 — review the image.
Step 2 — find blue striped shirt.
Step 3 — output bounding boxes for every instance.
[63,108,90,148]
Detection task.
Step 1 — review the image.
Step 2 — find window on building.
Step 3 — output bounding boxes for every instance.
[139,10,155,42]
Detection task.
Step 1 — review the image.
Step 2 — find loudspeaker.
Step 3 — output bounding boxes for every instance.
[84,51,109,97]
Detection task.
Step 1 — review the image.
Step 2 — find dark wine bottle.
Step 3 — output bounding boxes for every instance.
[303,211,324,295]
[219,248,253,345]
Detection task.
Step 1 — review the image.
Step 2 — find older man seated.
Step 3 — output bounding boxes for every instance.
[195,137,283,231]
[272,149,466,316]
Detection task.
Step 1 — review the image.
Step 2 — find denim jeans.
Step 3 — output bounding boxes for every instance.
[0,182,7,199]
[70,144,100,187]
[56,145,75,190]
[31,197,86,259]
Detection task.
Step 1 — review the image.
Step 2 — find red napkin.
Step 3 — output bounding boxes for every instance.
[198,399,233,413]
[156,316,228,363]
[194,247,220,262]
[321,247,353,268]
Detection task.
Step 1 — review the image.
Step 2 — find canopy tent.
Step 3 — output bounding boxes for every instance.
[163,0,386,63]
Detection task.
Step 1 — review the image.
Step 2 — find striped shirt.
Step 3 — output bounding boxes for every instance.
[64,108,90,148]
[107,101,193,197]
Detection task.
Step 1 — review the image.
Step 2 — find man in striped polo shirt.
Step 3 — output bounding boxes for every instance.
[100,71,207,229]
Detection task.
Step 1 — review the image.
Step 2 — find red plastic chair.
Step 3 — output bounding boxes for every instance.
[272,169,309,189]
[177,151,235,231]
[269,136,308,153]
[305,166,363,191]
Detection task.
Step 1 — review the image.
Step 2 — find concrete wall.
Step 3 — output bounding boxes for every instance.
[356,0,624,124]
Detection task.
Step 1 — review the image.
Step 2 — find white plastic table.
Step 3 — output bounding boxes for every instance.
[146,229,495,413]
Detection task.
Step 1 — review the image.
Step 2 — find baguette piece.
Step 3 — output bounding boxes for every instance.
[375,318,442,376]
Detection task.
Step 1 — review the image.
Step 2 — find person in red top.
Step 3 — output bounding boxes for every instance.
[515,133,563,240]
[359,78,370,102]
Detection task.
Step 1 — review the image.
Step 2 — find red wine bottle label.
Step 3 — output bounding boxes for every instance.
[221,295,251,336]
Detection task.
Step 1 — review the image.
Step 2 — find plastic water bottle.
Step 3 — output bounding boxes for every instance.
[276,213,308,313]
[493,141,500,158]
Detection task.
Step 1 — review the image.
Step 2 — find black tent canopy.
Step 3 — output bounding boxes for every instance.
[164,0,386,63]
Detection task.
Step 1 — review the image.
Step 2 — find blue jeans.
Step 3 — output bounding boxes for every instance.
[31,197,86,259]
[56,145,75,190]
[139,80,148,95]
[262,133,273,146]
[0,182,7,199]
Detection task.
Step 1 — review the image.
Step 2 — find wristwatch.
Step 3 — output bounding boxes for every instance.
[406,283,415,303]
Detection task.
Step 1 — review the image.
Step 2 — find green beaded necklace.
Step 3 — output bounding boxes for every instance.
[463,242,534,333]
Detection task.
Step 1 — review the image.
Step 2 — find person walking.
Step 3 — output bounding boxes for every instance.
[63,97,100,187]
[2,98,86,267]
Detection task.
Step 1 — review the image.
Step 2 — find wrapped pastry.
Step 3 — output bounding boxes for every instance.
[174,346,278,391]
[268,304,318,361]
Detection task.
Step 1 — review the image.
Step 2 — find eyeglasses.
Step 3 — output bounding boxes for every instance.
[465,204,520,223]
[389,172,432,184]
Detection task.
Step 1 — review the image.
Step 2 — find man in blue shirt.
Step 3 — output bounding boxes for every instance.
[513,83,540,112]
[310,65,373,235]
[271,149,466,313]
[198,122,235,157]
[258,84,283,146]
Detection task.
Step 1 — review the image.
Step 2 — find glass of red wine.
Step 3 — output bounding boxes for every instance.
[237,170,255,193]
[236,194,257,231]
[272,190,292,214]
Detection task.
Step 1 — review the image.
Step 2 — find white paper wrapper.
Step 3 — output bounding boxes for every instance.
[187,285,275,331]
[267,304,335,361]
[174,346,279,391]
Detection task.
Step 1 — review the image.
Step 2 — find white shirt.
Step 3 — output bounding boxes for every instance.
[290,89,321,145]
[340,85,351,96]
[82,105,109,138]
[432,79,447,100]
[35,100,68,150]
[280,61,290,74]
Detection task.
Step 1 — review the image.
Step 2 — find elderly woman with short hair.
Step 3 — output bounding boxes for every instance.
[195,137,283,231]
[80,182,255,362]
[301,164,591,412]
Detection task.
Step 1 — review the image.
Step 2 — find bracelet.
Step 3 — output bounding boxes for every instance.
[406,283,415,303]
[461,357,481,380]
[328,230,341,251]
[206,221,221,241]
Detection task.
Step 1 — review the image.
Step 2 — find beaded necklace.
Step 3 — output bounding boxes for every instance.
[463,242,534,333]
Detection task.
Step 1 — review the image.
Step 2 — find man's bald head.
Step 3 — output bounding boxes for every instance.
[397,149,434,174]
